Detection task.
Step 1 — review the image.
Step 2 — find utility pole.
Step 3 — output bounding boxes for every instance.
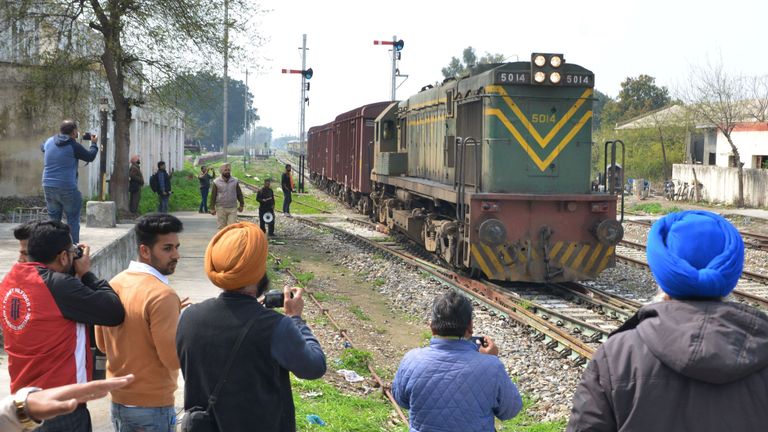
[374,36,405,100]
[244,68,249,162]
[299,34,308,156]
[222,0,229,160]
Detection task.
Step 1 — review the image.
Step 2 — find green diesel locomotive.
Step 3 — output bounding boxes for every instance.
[368,53,623,283]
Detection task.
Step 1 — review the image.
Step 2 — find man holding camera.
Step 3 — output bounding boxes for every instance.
[392,291,523,431]
[96,213,185,431]
[0,220,125,431]
[197,165,214,214]
[176,222,326,431]
[40,119,99,244]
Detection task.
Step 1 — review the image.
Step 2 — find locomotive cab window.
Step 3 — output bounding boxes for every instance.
[379,120,397,152]
[446,90,454,118]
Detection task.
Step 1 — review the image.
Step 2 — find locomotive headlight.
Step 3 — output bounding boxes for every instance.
[534,71,546,83]
[594,219,624,246]
[534,55,546,67]
[549,72,561,84]
[550,55,562,68]
[479,219,507,247]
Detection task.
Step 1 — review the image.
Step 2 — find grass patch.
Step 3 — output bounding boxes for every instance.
[338,348,373,375]
[348,305,371,321]
[138,168,207,214]
[630,202,683,215]
[372,278,386,287]
[497,397,567,431]
[295,271,315,287]
[292,377,407,432]
[372,253,385,261]
[310,292,332,302]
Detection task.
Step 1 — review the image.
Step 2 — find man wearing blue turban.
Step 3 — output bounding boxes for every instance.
[567,210,768,431]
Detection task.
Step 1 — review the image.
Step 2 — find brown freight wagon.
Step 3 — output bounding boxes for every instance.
[308,102,391,207]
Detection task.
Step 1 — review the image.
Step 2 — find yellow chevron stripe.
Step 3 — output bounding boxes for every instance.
[559,243,577,266]
[499,245,517,280]
[486,86,593,149]
[482,244,506,276]
[571,244,592,272]
[597,246,615,272]
[538,110,592,170]
[471,246,495,278]
[485,108,592,171]
[584,243,604,273]
[549,242,564,260]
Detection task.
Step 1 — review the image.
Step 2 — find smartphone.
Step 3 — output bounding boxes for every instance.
[469,336,487,347]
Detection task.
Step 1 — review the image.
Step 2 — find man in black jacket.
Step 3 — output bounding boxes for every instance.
[256,178,275,236]
[151,161,171,213]
[567,210,768,432]
[177,222,326,432]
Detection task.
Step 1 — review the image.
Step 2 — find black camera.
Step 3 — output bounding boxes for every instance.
[263,290,285,308]
[74,244,84,260]
[82,132,92,141]
[263,290,295,309]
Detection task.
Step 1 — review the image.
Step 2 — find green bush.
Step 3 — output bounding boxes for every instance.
[338,348,372,375]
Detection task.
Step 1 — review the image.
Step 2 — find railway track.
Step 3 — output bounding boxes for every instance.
[624,218,768,251]
[284,214,641,364]
[618,239,768,309]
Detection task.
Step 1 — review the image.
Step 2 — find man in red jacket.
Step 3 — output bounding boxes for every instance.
[0,220,125,432]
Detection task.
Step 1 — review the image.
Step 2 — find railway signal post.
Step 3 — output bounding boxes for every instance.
[374,36,405,100]
[282,33,313,192]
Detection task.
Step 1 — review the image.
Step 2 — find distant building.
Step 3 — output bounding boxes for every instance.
[0,7,184,198]
[616,104,768,169]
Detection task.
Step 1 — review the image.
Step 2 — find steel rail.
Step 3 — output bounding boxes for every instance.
[293,216,598,361]
[268,252,409,425]
[617,240,768,310]
[624,219,768,251]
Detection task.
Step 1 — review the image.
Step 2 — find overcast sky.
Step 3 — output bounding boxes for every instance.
[233,0,768,138]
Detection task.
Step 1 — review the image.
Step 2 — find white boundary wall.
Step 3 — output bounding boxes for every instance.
[672,164,768,208]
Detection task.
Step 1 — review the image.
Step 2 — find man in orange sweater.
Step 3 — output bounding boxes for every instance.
[96,213,184,432]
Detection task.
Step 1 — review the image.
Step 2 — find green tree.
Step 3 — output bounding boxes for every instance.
[615,75,671,122]
[3,0,260,212]
[158,72,257,151]
[441,46,505,79]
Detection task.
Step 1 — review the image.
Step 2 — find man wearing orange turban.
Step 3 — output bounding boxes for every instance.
[176,222,326,431]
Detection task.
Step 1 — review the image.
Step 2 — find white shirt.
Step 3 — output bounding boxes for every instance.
[127,261,170,286]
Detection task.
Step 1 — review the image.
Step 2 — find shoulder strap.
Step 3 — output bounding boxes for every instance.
[206,314,261,410]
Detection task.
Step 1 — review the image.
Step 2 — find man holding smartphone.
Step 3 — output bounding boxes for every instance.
[176,222,326,431]
[392,291,523,431]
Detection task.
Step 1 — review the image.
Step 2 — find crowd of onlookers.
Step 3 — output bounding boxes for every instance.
[0,118,765,431]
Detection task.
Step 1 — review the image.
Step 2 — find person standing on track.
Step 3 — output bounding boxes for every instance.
[281,164,294,216]
[210,163,244,230]
[567,210,768,431]
[256,178,275,236]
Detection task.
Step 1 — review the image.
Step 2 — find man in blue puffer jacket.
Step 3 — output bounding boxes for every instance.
[40,119,99,243]
[393,291,523,431]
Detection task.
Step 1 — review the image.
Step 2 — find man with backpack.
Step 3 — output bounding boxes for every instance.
[150,162,172,213]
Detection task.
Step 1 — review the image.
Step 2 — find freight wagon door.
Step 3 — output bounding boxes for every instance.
[456,100,483,190]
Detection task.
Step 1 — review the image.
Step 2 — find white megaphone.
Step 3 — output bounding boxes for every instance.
[262,212,274,223]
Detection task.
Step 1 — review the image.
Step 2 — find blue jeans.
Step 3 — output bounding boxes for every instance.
[199,186,209,212]
[111,403,176,432]
[158,193,170,213]
[44,186,82,243]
